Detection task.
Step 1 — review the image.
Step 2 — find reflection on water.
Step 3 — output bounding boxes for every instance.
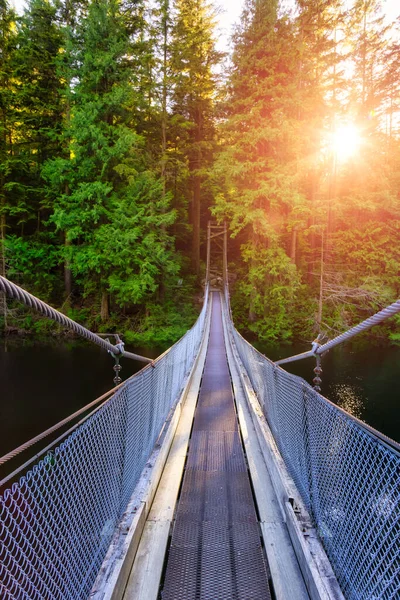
[250,337,400,443]
[1,334,399,462]
[330,383,365,421]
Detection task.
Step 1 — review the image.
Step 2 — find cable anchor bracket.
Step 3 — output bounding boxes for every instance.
[107,335,125,386]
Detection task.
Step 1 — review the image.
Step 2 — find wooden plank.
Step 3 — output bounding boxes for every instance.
[123,521,171,600]
[284,504,344,600]
[147,403,194,522]
[221,300,310,600]
[91,297,213,600]
[261,522,311,600]
[209,231,225,240]
[121,297,213,600]
[221,294,344,600]
[234,394,284,525]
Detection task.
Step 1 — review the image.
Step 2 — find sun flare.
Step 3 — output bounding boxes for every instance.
[332,124,361,160]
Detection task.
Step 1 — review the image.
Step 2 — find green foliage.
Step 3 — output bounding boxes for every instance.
[233,244,302,341]
[169,0,220,273]
[10,0,63,224]
[5,234,60,299]
[389,316,400,344]
[43,0,180,316]
[2,0,399,353]
[124,299,197,346]
[213,0,400,345]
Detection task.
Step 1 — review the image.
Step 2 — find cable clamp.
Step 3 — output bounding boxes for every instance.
[311,333,325,356]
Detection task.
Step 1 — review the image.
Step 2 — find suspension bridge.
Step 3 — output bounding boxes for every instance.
[0,224,399,600]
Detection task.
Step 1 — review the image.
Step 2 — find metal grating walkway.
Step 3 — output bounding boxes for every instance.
[161,293,272,600]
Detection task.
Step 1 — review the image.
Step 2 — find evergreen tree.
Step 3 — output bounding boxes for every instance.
[1,0,398,343]
[2,0,64,299]
[295,0,346,276]
[347,0,389,120]
[170,0,220,276]
[0,0,16,326]
[316,0,400,329]
[44,0,178,321]
[12,0,63,227]
[55,0,89,299]
[214,0,306,338]
[380,38,400,140]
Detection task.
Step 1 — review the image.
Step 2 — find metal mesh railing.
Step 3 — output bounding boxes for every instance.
[222,291,400,600]
[0,287,210,600]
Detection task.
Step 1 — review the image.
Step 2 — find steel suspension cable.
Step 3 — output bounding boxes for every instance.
[0,275,152,363]
[315,298,400,354]
[275,298,400,365]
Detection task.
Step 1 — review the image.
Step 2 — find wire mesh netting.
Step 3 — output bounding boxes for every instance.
[0,288,209,600]
[222,293,400,600]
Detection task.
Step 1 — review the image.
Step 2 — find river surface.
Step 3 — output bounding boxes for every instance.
[253,338,400,443]
[0,335,399,465]
[0,337,166,459]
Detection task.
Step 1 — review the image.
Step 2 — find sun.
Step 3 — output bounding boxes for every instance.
[332,124,361,160]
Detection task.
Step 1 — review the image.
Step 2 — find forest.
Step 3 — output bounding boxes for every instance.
[0,0,399,345]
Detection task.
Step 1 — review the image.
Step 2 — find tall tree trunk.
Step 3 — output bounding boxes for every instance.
[362,6,367,111]
[308,216,315,285]
[326,151,337,260]
[307,169,318,284]
[248,235,260,323]
[191,173,201,275]
[158,0,169,301]
[0,212,6,331]
[101,290,109,322]
[290,227,297,264]
[63,2,73,301]
[317,232,324,333]
[191,106,202,277]
[0,109,7,331]
[161,0,168,198]
[64,233,72,298]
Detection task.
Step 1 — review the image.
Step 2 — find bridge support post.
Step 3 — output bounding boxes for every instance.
[205,221,228,289]
[223,220,228,289]
[206,221,211,285]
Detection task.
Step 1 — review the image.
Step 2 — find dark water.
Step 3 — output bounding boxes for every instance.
[0,337,166,459]
[0,335,399,470]
[254,339,400,443]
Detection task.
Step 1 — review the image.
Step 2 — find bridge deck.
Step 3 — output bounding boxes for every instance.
[160,293,272,599]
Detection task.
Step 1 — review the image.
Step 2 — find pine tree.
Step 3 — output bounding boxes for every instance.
[12,0,63,228]
[44,0,178,321]
[305,0,400,331]
[55,0,89,299]
[170,0,220,276]
[295,0,346,271]
[0,0,16,326]
[347,0,389,120]
[380,39,400,140]
[0,0,64,299]
[214,0,306,338]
